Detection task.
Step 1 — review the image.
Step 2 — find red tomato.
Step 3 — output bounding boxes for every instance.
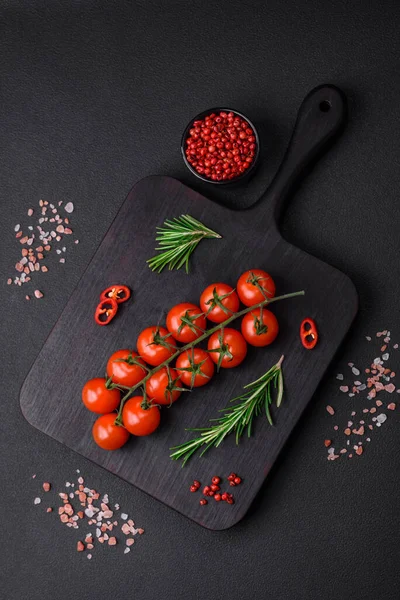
[241,308,279,347]
[92,413,130,450]
[166,303,207,343]
[237,269,276,307]
[122,396,161,436]
[145,367,183,405]
[207,328,247,369]
[199,283,240,323]
[175,348,215,387]
[106,349,147,387]
[82,377,121,413]
[137,326,177,367]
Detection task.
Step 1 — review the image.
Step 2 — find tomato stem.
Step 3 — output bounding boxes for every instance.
[114,289,304,425]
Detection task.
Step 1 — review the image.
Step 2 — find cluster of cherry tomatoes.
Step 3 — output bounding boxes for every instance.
[82,269,279,451]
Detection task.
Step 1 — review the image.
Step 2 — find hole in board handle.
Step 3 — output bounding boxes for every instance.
[319,100,331,112]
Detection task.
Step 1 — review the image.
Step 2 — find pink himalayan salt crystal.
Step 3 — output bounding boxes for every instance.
[385,383,396,393]
[34,290,43,299]
[387,403,396,410]
[340,386,349,393]
[326,405,335,415]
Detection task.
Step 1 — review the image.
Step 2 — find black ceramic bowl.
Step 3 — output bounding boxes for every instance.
[181,107,260,185]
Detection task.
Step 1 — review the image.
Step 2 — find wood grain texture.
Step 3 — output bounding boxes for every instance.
[20,86,358,530]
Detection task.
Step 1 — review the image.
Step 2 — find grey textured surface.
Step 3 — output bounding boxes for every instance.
[1,1,400,598]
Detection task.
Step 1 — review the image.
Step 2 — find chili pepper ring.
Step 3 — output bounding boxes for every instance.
[300,318,319,349]
[95,298,118,326]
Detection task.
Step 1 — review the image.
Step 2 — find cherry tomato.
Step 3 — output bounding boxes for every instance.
[145,367,183,405]
[92,413,130,450]
[106,349,147,387]
[207,328,247,369]
[200,283,240,323]
[175,348,215,387]
[82,377,121,414]
[122,396,161,436]
[241,308,279,347]
[237,269,276,307]
[137,326,177,367]
[166,303,207,343]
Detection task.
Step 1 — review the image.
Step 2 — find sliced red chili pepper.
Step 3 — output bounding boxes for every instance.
[300,318,318,349]
[100,285,131,304]
[95,298,118,326]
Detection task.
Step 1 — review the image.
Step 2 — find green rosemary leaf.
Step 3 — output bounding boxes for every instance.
[170,356,285,464]
[147,214,221,273]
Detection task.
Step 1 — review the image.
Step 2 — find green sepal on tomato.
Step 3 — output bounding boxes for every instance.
[237,269,276,307]
[122,396,161,436]
[82,377,121,413]
[145,367,185,405]
[166,303,206,343]
[200,283,240,323]
[92,413,130,450]
[106,349,147,387]
[137,326,177,366]
[176,348,215,388]
[208,328,247,369]
[241,308,279,346]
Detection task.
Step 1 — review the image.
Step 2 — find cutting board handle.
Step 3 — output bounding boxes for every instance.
[256,84,347,222]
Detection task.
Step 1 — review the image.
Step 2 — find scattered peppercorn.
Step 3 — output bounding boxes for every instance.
[190,485,198,493]
[211,476,221,485]
[199,499,207,506]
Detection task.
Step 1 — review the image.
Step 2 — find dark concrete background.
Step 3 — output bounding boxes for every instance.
[1,1,400,598]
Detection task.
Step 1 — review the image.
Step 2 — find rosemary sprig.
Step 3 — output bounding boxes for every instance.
[147,214,222,273]
[170,356,284,465]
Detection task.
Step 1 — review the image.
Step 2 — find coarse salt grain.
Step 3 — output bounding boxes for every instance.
[34,497,41,505]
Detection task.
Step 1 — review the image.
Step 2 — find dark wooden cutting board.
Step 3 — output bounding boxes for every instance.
[20,85,358,530]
